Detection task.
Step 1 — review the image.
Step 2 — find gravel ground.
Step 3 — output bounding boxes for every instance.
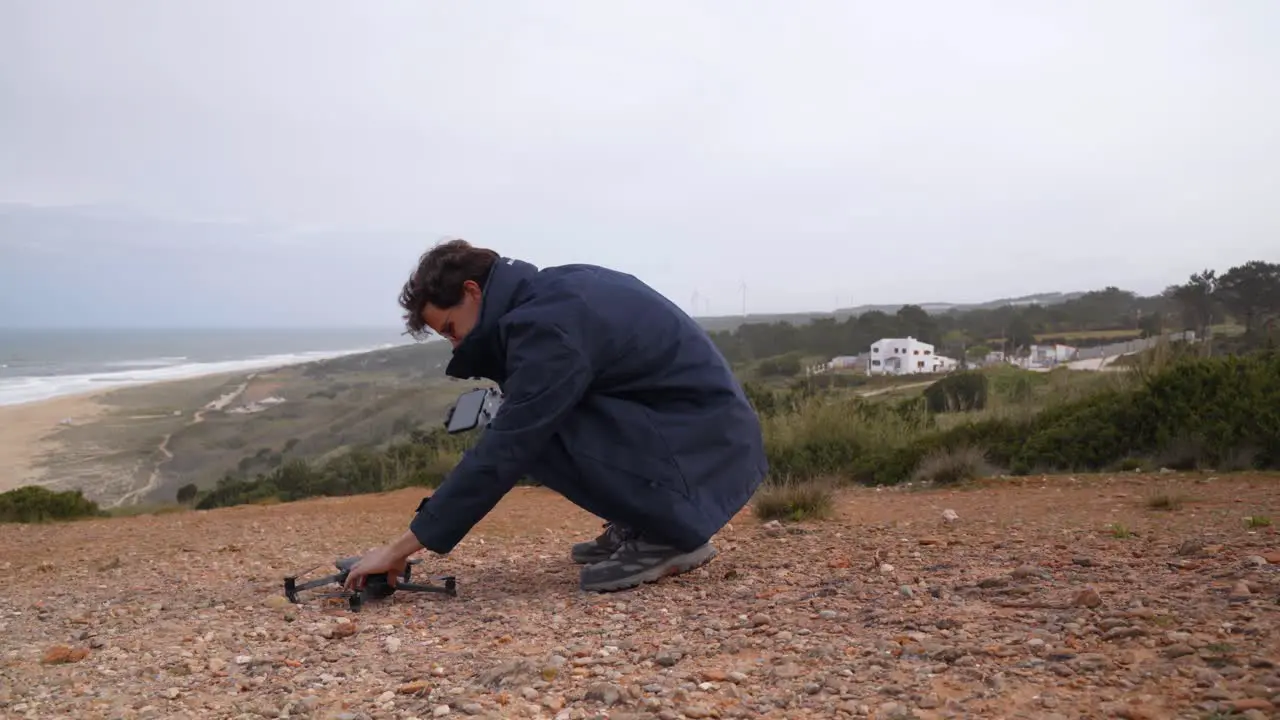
[2,471,1278,720]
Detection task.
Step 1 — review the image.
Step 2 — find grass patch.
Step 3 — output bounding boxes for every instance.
[1108,522,1133,539]
[911,444,999,485]
[105,503,188,518]
[1146,492,1188,511]
[751,477,836,522]
[1245,515,1272,528]
[1034,328,1142,342]
[0,486,106,524]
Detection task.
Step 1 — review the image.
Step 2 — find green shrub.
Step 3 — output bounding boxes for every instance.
[175,483,198,504]
[182,351,1280,513]
[760,350,1280,486]
[923,371,989,413]
[757,353,802,377]
[0,486,105,524]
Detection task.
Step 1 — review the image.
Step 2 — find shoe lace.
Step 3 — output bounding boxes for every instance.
[601,522,638,545]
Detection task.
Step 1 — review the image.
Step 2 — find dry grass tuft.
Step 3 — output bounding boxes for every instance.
[1146,492,1188,511]
[752,477,837,522]
[911,444,998,486]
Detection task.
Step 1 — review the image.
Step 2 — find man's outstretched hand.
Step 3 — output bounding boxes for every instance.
[342,530,426,592]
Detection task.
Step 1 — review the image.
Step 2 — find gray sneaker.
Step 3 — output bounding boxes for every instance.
[570,522,631,565]
[579,537,718,592]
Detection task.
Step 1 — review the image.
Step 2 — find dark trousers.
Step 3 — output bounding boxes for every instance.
[526,433,704,551]
[526,433,616,523]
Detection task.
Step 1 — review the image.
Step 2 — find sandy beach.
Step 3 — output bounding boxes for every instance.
[0,390,111,494]
[0,342,460,506]
[0,369,252,498]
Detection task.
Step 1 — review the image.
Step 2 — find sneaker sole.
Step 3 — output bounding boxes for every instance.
[579,543,718,592]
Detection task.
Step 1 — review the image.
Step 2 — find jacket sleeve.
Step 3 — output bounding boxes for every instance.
[407,313,594,554]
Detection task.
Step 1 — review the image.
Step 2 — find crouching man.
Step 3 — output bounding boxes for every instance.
[344,239,768,592]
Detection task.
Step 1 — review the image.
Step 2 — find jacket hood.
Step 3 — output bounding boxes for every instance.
[444,256,539,382]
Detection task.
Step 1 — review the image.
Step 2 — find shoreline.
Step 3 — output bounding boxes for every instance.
[0,367,266,496]
[0,341,405,409]
[0,389,114,495]
[0,341,449,501]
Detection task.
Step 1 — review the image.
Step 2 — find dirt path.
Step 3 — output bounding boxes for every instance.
[857,380,932,397]
[4,471,1278,719]
[111,377,252,507]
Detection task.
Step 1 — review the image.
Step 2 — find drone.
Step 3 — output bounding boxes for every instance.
[283,555,457,612]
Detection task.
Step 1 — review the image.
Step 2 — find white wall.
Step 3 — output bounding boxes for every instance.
[867,337,940,375]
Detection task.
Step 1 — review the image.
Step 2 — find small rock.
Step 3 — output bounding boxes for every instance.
[1230,699,1275,713]
[1073,588,1103,608]
[40,645,89,664]
[1011,565,1043,579]
[432,706,451,718]
[942,509,959,522]
[654,649,682,667]
[1229,581,1252,601]
[586,683,622,706]
[774,663,805,679]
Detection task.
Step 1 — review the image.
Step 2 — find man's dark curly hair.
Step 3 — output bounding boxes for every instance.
[398,239,500,337]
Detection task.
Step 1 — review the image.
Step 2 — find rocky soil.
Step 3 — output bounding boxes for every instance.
[2,471,1278,720]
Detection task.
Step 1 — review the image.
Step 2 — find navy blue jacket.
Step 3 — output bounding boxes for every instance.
[408,257,768,554]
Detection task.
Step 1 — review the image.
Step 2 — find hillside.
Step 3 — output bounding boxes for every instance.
[3,472,1278,718]
[694,291,1088,334]
[22,341,463,508]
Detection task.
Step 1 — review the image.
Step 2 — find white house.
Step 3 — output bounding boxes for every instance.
[826,355,863,371]
[867,337,960,375]
[1014,343,1079,370]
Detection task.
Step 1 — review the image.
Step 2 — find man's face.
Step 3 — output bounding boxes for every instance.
[420,280,482,348]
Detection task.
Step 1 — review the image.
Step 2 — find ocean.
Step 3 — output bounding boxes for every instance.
[0,327,412,406]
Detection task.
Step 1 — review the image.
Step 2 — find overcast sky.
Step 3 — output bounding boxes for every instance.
[2,1,1277,327]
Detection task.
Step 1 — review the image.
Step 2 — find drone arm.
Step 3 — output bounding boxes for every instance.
[395,578,458,596]
[284,571,348,602]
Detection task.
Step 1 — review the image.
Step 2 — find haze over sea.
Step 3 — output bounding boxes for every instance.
[0,327,412,407]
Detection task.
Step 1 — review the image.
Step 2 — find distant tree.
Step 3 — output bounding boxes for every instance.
[1214,261,1280,336]
[1004,315,1037,356]
[1137,312,1164,339]
[175,483,199,504]
[1165,269,1219,338]
[895,304,939,344]
[757,354,802,377]
[966,343,992,360]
